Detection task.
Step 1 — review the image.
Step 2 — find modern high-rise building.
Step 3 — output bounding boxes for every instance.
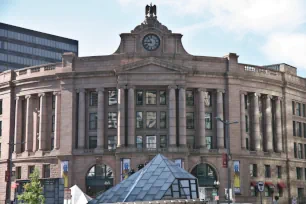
[0,22,78,71]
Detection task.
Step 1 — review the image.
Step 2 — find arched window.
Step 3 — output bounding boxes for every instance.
[191,163,217,187]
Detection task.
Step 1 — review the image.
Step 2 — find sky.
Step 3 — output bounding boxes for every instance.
[1,0,306,77]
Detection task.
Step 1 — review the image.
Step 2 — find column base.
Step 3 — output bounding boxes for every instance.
[35,150,44,157]
[199,147,209,154]
[21,151,30,157]
[168,145,179,152]
[94,147,104,154]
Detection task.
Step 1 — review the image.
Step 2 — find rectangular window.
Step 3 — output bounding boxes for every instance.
[89,113,98,130]
[160,112,167,128]
[298,143,303,159]
[16,167,21,179]
[246,138,249,150]
[51,115,55,132]
[43,164,50,178]
[297,167,302,180]
[250,164,257,177]
[187,136,194,149]
[204,91,211,107]
[297,188,304,198]
[294,143,297,158]
[205,113,212,129]
[186,90,194,106]
[89,136,97,149]
[136,112,143,129]
[303,104,306,117]
[186,112,194,129]
[0,143,1,158]
[264,187,271,197]
[52,95,55,109]
[108,112,117,129]
[108,90,117,105]
[250,186,257,196]
[28,166,35,177]
[136,136,143,149]
[304,123,306,138]
[305,168,306,181]
[146,112,157,128]
[90,92,98,106]
[265,165,271,178]
[0,100,3,115]
[136,91,143,105]
[108,136,117,150]
[278,186,283,197]
[159,91,166,105]
[245,115,249,132]
[160,135,167,148]
[51,137,54,150]
[304,144,306,159]
[277,166,282,178]
[292,101,295,115]
[297,122,302,137]
[146,136,156,149]
[146,91,157,105]
[245,95,248,109]
[293,121,296,136]
[0,121,2,137]
[296,102,301,116]
[206,136,212,149]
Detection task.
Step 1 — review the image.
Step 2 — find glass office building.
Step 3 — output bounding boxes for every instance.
[0,22,78,71]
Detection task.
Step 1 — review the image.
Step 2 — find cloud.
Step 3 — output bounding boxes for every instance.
[262,33,306,69]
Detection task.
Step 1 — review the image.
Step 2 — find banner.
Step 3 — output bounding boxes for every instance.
[61,161,69,188]
[175,159,183,168]
[233,160,241,194]
[121,159,131,181]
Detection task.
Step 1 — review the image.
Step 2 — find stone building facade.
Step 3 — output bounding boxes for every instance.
[0,12,305,204]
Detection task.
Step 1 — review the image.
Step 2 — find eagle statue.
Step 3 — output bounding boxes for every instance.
[145,3,157,16]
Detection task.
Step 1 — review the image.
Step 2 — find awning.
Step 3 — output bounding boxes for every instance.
[250,181,257,186]
[265,182,275,188]
[277,182,286,188]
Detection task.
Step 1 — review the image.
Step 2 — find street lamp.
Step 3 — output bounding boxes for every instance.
[214,180,220,204]
[216,117,238,204]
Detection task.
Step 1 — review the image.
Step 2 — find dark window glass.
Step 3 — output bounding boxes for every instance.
[90,92,98,106]
[292,101,295,115]
[294,143,297,158]
[278,186,283,197]
[16,167,21,179]
[136,91,143,105]
[108,112,117,129]
[52,95,55,109]
[206,136,212,149]
[0,100,2,115]
[293,121,296,136]
[28,166,35,177]
[250,164,257,177]
[245,115,249,132]
[304,144,306,160]
[277,166,282,178]
[160,112,166,128]
[136,136,142,149]
[245,95,248,109]
[298,143,303,159]
[136,112,143,128]
[89,113,97,130]
[303,104,306,117]
[250,186,257,196]
[108,136,117,150]
[304,168,306,181]
[187,136,194,149]
[43,164,50,178]
[146,136,156,149]
[265,165,271,178]
[304,123,306,138]
[146,112,156,128]
[51,137,54,150]
[160,135,167,148]
[89,136,97,149]
[246,138,249,150]
[205,113,212,129]
[297,167,302,180]
[159,91,166,105]
[186,91,194,106]
[204,91,211,107]
[0,143,1,158]
[296,103,301,116]
[0,121,2,137]
[264,186,271,197]
[146,91,157,105]
[297,122,302,137]
[51,115,55,132]
[108,90,117,105]
[297,188,304,198]
[186,112,194,129]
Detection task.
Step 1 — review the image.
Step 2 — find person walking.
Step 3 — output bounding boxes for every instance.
[273,196,279,204]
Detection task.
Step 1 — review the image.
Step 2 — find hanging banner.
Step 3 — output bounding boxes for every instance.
[233,160,241,194]
[61,161,69,188]
[121,159,131,181]
[174,159,184,169]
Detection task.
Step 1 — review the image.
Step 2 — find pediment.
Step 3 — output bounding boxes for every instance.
[119,58,189,74]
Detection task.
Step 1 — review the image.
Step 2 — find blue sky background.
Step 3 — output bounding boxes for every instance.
[1,0,306,76]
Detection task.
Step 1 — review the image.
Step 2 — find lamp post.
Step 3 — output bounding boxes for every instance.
[216,117,238,204]
[214,180,220,204]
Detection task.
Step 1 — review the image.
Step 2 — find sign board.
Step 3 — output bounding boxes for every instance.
[292,197,297,204]
[257,181,265,192]
[199,187,205,201]
[215,196,219,201]
[224,188,233,200]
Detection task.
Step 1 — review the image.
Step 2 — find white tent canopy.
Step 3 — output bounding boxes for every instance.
[70,185,93,204]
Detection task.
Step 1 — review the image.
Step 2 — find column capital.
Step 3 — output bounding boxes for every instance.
[76,88,85,93]
[240,91,247,95]
[96,87,105,93]
[273,96,282,101]
[127,85,135,90]
[38,93,46,97]
[262,94,273,99]
[168,85,177,90]
[117,84,127,89]
[197,88,206,92]
[177,85,186,90]
[53,91,61,96]
[25,95,31,99]
[251,92,261,97]
[216,89,225,93]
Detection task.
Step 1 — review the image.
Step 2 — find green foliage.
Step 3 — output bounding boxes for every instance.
[17,168,45,204]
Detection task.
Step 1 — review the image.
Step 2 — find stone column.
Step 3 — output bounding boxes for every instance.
[240,93,246,149]
[14,97,22,153]
[77,89,86,149]
[198,88,206,148]
[127,86,135,147]
[264,95,273,152]
[275,96,282,152]
[25,95,33,152]
[217,90,224,148]
[117,86,126,147]
[54,92,61,149]
[96,88,104,149]
[38,93,47,151]
[178,86,187,147]
[252,93,261,151]
[168,86,177,146]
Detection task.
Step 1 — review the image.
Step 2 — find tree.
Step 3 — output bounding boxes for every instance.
[17,168,45,204]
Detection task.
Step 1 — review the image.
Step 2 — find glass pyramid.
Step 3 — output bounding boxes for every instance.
[90,154,199,203]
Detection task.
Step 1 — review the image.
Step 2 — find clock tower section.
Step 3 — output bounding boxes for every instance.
[114,4,190,57]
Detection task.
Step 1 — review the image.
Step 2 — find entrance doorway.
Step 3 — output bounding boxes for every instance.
[86,164,114,198]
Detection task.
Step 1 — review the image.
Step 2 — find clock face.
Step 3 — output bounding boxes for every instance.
[143,34,160,51]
